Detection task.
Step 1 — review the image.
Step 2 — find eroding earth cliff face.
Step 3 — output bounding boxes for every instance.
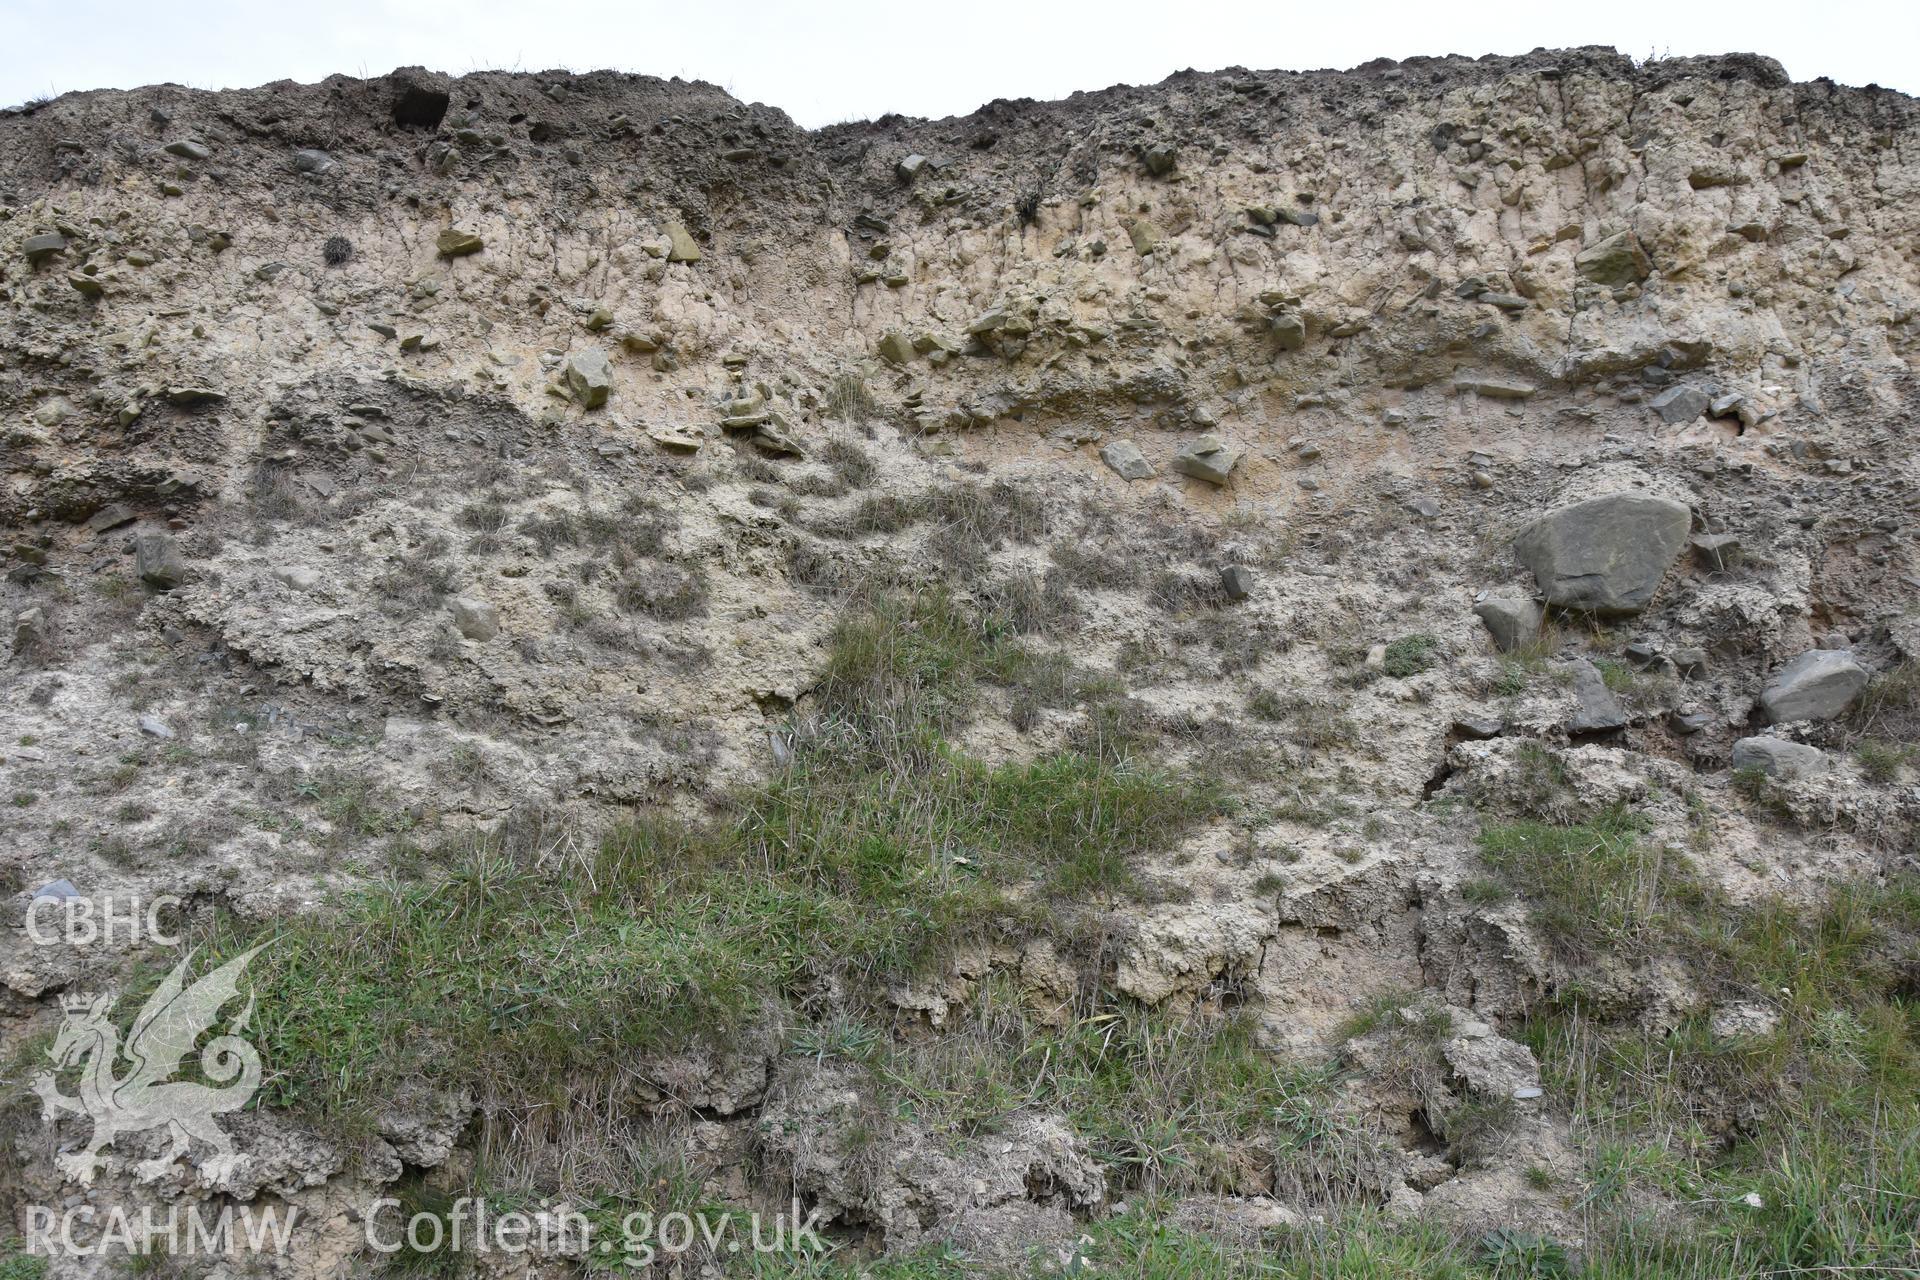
[2,47,1918,1277]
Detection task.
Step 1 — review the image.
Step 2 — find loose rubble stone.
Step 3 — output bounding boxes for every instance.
[1669,709,1714,735]
[1219,566,1254,601]
[665,220,702,262]
[876,330,916,364]
[1513,491,1691,615]
[135,532,187,589]
[13,605,46,652]
[564,348,613,408]
[1574,230,1652,285]
[21,232,65,265]
[436,228,484,257]
[273,566,323,593]
[1650,385,1711,424]
[1473,590,1542,652]
[1269,312,1306,350]
[1690,532,1742,572]
[1452,374,1535,400]
[1170,435,1243,485]
[448,597,500,641]
[1567,659,1626,734]
[1760,650,1868,723]
[1442,1028,1541,1099]
[1453,716,1504,740]
[1141,143,1178,176]
[1099,440,1154,480]
[1731,736,1827,778]
[753,420,807,457]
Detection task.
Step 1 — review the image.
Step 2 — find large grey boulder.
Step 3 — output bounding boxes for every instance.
[1760,650,1867,723]
[1170,435,1242,485]
[1513,491,1690,615]
[1567,659,1626,734]
[1731,736,1827,779]
[1473,590,1542,653]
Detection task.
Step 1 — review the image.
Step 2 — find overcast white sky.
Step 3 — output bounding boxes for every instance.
[3,0,1914,127]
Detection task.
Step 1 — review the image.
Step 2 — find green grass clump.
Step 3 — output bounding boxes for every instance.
[0,1243,48,1280]
[1476,807,1699,960]
[220,591,1223,1127]
[1519,876,1920,1278]
[848,991,1386,1202]
[1381,633,1441,679]
[1854,739,1913,783]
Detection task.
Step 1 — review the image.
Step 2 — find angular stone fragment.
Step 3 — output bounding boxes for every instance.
[1099,440,1154,480]
[1650,385,1711,424]
[1567,659,1626,734]
[436,228,484,257]
[13,605,46,652]
[1513,491,1691,615]
[135,532,186,589]
[273,566,322,593]
[665,220,702,263]
[1170,435,1242,485]
[1453,715,1504,740]
[1452,374,1535,400]
[1269,312,1306,350]
[448,597,500,641]
[876,330,916,364]
[1731,736,1826,778]
[1691,532,1742,572]
[21,232,65,265]
[1473,590,1542,653]
[752,420,806,457]
[564,348,612,408]
[1760,650,1867,723]
[1575,230,1651,285]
